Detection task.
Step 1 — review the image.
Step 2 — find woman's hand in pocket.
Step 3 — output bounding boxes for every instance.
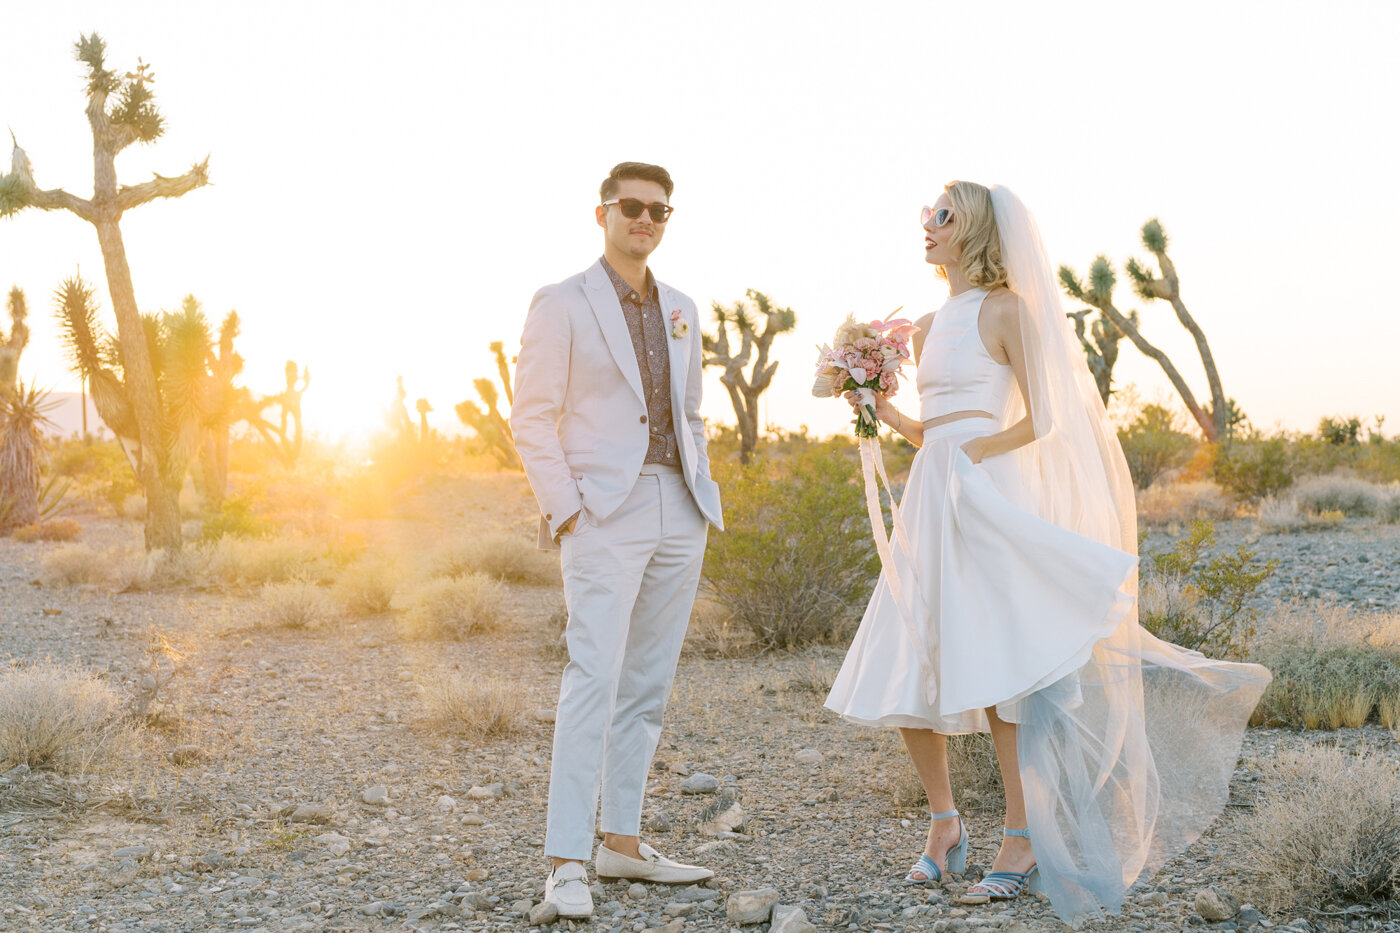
[960,437,992,463]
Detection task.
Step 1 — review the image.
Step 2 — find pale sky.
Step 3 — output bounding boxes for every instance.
[2,1,1397,442]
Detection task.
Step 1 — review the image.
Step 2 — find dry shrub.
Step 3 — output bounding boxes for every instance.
[40,543,111,585]
[11,519,82,543]
[886,733,1004,814]
[207,537,338,586]
[261,580,337,629]
[432,533,557,585]
[420,672,529,740]
[683,602,759,659]
[1251,603,1400,731]
[119,494,146,521]
[113,546,215,592]
[781,661,836,695]
[1294,473,1387,518]
[400,574,504,638]
[1256,496,1347,534]
[0,662,135,775]
[1242,746,1400,910]
[1135,481,1235,525]
[333,554,399,615]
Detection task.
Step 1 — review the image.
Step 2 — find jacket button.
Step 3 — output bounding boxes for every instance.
[545,513,552,520]
[639,415,647,424]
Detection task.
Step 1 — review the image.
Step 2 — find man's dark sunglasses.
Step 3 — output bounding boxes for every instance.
[602,198,674,223]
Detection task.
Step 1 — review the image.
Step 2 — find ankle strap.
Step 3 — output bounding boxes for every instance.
[930,809,960,820]
[1003,826,1030,839]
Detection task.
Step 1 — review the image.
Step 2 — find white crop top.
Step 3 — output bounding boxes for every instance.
[917,287,1015,421]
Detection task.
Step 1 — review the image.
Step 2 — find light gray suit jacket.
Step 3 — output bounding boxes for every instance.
[511,260,723,548]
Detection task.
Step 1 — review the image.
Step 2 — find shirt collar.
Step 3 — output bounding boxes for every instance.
[600,257,657,303]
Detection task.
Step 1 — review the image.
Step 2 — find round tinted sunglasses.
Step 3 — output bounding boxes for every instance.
[921,206,952,227]
[602,198,674,223]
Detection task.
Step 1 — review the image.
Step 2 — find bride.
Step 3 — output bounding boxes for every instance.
[824,181,1270,926]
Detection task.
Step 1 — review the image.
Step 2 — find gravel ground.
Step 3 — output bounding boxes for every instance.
[1,477,1397,933]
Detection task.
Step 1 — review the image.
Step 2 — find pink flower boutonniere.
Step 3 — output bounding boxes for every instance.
[670,309,689,339]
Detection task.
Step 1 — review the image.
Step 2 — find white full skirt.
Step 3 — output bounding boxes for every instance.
[824,418,1271,927]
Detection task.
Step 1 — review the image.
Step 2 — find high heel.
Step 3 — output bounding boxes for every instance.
[903,808,969,884]
[959,826,1041,902]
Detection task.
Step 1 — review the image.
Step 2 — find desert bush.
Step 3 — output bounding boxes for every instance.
[11,518,82,542]
[1257,495,1349,534]
[1139,521,1277,657]
[702,444,879,650]
[420,672,529,740]
[887,733,1004,814]
[207,537,342,586]
[1117,404,1197,489]
[1241,746,1400,910]
[1382,486,1400,524]
[682,602,760,659]
[1135,481,1235,525]
[1210,436,1294,503]
[0,662,135,774]
[1293,474,1386,518]
[400,574,504,638]
[1318,415,1363,447]
[333,554,399,615]
[198,495,266,541]
[40,544,111,585]
[432,533,557,585]
[111,546,216,592]
[261,580,337,629]
[1251,640,1400,730]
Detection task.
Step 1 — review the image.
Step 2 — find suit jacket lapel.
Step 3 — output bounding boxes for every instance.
[659,284,689,406]
[583,261,645,406]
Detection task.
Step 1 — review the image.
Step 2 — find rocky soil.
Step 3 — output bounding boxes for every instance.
[1,476,1397,932]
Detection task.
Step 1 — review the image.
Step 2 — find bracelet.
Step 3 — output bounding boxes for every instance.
[894,410,901,431]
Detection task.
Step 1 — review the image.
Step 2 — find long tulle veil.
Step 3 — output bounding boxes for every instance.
[988,186,1271,926]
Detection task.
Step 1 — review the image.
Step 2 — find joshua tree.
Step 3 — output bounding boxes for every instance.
[388,375,414,439]
[0,381,58,532]
[1,34,210,550]
[456,341,518,468]
[0,287,30,392]
[1066,307,1132,404]
[241,361,309,470]
[701,289,796,463]
[1060,219,1230,441]
[196,311,244,506]
[415,398,432,444]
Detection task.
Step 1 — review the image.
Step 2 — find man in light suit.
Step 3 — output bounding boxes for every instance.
[511,162,724,919]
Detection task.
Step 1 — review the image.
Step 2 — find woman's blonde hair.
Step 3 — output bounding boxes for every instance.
[938,180,1008,290]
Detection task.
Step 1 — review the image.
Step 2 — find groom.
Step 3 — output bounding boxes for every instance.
[511,161,724,919]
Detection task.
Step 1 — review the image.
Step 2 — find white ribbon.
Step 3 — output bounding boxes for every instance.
[854,387,920,649]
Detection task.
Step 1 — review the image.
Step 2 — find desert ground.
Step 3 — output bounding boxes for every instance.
[1,468,1397,933]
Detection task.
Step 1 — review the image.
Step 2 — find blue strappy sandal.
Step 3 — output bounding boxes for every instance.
[959,827,1042,901]
[903,808,969,884]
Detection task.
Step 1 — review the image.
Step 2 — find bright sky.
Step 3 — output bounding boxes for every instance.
[2,1,1397,443]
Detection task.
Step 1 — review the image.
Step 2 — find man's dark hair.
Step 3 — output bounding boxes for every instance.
[600,162,674,202]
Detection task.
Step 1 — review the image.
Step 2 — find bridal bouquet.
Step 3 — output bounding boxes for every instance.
[811,314,918,437]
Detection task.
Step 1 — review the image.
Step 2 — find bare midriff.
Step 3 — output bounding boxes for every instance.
[922,410,996,429]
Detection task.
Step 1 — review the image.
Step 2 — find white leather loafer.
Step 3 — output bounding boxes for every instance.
[595,843,714,884]
[544,861,593,918]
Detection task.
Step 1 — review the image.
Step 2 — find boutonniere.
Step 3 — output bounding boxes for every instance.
[669,309,689,339]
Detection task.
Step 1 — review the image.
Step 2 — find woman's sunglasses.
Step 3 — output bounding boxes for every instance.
[921,206,952,228]
[602,198,674,223]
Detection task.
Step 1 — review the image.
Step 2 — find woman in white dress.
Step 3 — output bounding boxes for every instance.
[824,181,1270,926]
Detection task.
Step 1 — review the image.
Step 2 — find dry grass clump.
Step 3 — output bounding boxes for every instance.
[1257,496,1347,534]
[1241,746,1400,910]
[260,580,337,629]
[1135,481,1236,525]
[400,574,504,638]
[1251,603,1400,731]
[113,546,216,592]
[11,519,82,543]
[420,671,529,740]
[207,537,340,586]
[1293,473,1388,518]
[886,733,1004,814]
[333,554,399,616]
[683,602,759,658]
[0,662,135,775]
[431,533,558,585]
[40,543,113,585]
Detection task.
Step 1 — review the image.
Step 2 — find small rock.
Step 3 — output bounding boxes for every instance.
[794,747,823,765]
[464,867,489,882]
[646,812,672,833]
[1238,905,1265,925]
[533,708,557,722]
[467,783,504,799]
[289,804,332,824]
[168,745,203,765]
[511,897,533,915]
[772,904,817,933]
[528,901,559,925]
[628,882,647,900]
[361,785,391,806]
[726,887,780,925]
[654,921,685,933]
[312,833,350,857]
[436,795,457,811]
[667,761,691,776]
[460,814,485,826]
[1195,887,1241,922]
[112,845,152,859]
[679,773,719,794]
[699,799,744,835]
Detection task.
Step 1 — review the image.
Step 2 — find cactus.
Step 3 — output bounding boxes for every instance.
[701,289,796,463]
[455,341,519,468]
[3,35,210,550]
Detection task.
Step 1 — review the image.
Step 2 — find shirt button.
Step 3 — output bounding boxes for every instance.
[640,415,648,424]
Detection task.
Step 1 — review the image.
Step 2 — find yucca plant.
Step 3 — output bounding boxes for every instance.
[0,287,29,394]
[0,381,59,532]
